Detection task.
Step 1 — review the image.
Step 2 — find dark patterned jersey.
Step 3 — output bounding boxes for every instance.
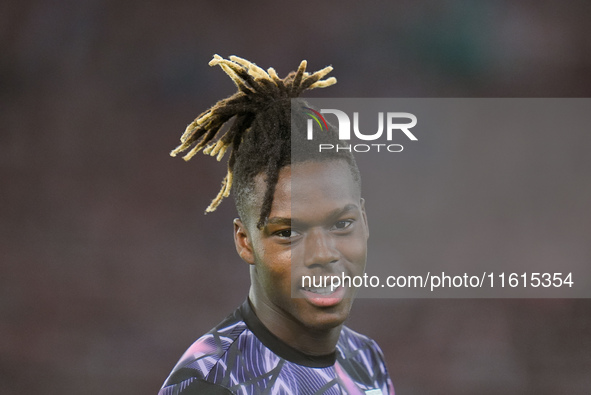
[159,300,394,395]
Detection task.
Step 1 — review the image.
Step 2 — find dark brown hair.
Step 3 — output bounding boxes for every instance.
[171,55,359,228]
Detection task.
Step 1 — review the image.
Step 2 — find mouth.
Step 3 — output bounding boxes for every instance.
[299,286,346,307]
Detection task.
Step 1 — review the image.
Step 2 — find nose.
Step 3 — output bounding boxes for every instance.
[303,228,340,268]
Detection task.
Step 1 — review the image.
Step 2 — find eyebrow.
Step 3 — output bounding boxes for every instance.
[266,203,359,227]
[266,217,292,226]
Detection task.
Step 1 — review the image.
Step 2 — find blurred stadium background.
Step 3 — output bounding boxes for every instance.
[2,1,590,394]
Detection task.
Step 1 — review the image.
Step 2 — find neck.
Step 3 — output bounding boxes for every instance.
[248,289,342,356]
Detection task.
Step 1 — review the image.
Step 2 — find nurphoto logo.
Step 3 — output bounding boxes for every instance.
[306,108,418,153]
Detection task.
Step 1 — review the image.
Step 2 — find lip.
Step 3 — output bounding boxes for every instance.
[300,286,346,307]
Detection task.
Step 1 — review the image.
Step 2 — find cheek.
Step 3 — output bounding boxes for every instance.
[256,246,293,291]
[337,238,367,271]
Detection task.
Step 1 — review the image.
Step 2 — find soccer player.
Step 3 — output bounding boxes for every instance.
[158,55,394,395]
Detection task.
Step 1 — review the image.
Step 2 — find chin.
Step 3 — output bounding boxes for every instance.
[300,305,351,331]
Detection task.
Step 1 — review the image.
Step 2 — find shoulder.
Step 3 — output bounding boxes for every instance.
[159,308,248,394]
[339,325,387,358]
[338,326,395,394]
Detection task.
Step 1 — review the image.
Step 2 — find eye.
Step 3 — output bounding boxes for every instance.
[332,220,353,231]
[275,229,299,239]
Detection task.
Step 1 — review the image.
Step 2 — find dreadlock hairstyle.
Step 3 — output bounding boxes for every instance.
[171,55,360,228]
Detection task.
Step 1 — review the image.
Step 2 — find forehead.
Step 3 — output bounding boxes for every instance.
[251,160,361,221]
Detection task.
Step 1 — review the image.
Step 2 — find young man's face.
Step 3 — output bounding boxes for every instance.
[234,159,368,332]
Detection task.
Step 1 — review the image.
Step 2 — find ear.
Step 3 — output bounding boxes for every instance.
[234,218,256,265]
[360,198,369,238]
